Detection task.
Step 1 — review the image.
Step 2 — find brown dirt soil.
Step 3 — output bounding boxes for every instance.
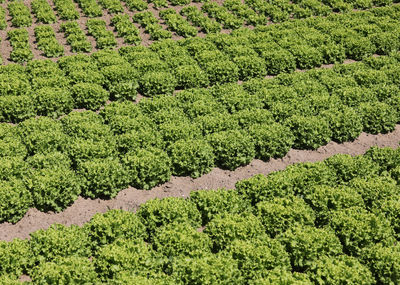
[1,125,400,242]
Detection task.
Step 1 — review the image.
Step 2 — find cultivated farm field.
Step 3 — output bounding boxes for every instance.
[2,0,400,283]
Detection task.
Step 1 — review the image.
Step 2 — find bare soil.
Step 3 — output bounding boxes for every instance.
[1,125,400,242]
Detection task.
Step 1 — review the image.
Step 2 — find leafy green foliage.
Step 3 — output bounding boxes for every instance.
[235,174,291,205]
[160,9,198,37]
[77,157,128,199]
[207,130,255,170]
[249,122,294,160]
[361,243,400,285]
[75,0,102,17]
[139,71,177,97]
[0,125,27,158]
[30,256,98,285]
[137,197,201,237]
[204,213,264,251]
[289,44,323,69]
[8,1,32,27]
[53,0,79,20]
[61,110,112,141]
[94,239,163,280]
[7,29,33,63]
[205,60,239,85]
[278,226,343,271]
[202,2,244,29]
[249,268,312,285]
[59,21,92,53]
[122,148,171,190]
[262,49,296,75]
[111,15,141,45]
[71,83,108,110]
[67,138,117,166]
[348,176,398,210]
[97,0,123,13]
[0,179,32,223]
[87,19,117,49]
[378,195,400,238]
[364,146,400,174]
[34,87,73,118]
[171,253,242,284]
[34,25,64,58]
[84,210,147,247]
[0,7,6,30]
[304,185,365,226]
[322,106,363,142]
[190,188,251,225]
[286,115,332,149]
[181,6,221,33]
[256,196,316,237]
[18,117,67,155]
[224,236,291,280]
[0,156,27,180]
[0,95,35,123]
[359,102,397,134]
[233,55,267,80]
[26,151,71,170]
[153,222,212,257]
[168,139,214,178]
[324,154,379,184]
[31,0,56,24]
[329,207,395,256]
[30,224,91,264]
[25,167,81,212]
[195,113,239,135]
[307,255,374,285]
[112,271,174,285]
[0,239,33,278]
[174,64,209,89]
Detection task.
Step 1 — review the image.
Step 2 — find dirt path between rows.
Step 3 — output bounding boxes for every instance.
[1,125,400,241]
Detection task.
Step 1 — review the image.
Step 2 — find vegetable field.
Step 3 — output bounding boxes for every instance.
[3,148,400,284]
[1,0,400,283]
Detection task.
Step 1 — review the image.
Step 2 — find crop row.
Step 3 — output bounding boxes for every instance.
[0,0,397,32]
[87,19,117,49]
[8,1,32,28]
[133,11,172,40]
[223,0,267,26]
[2,147,400,284]
[31,0,57,24]
[181,6,221,33]
[1,2,399,63]
[59,21,92,53]
[34,25,64,57]
[111,14,141,45]
[97,0,124,14]
[75,0,103,17]
[160,8,198,38]
[53,0,80,20]
[0,0,395,33]
[7,29,33,63]
[3,4,399,72]
[0,51,400,222]
[245,0,393,22]
[0,7,7,30]
[202,1,245,29]
[0,5,399,112]
[122,0,148,11]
